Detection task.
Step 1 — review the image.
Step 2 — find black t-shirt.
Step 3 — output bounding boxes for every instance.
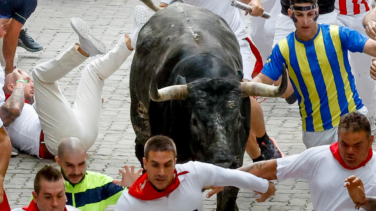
[281,0,335,15]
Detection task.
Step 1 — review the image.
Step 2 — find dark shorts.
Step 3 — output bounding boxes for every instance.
[0,0,37,24]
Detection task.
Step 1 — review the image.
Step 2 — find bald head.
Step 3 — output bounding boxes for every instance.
[57,137,87,159]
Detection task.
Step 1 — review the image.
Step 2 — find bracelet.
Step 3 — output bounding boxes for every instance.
[355,197,368,210]
[16,80,27,83]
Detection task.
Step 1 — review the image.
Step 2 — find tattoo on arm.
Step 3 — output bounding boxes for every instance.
[241,162,264,172]
[0,88,25,126]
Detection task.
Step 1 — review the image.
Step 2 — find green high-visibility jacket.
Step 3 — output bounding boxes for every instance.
[65,171,125,211]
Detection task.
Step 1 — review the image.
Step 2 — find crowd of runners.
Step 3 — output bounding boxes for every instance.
[1,0,376,210]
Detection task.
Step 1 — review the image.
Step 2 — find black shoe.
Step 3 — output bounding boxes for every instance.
[258,136,284,160]
[18,29,43,52]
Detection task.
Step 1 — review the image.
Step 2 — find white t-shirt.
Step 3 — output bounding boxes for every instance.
[161,0,247,39]
[277,145,376,211]
[12,205,80,211]
[335,0,371,15]
[5,103,42,157]
[115,161,269,211]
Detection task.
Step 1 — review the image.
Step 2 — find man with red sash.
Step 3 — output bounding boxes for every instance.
[115,135,276,211]
[208,112,376,210]
[0,117,11,211]
[11,165,80,211]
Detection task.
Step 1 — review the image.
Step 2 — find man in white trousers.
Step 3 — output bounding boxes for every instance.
[336,0,376,131]
[0,5,151,158]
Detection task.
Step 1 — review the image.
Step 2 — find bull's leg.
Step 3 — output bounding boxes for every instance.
[130,99,151,167]
[216,187,239,211]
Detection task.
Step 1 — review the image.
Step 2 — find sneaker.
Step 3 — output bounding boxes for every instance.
[258,137,284,160]
[70,17,106,56]
[11,147,18,157]
[18,29,43,52]
[130,5,152,49]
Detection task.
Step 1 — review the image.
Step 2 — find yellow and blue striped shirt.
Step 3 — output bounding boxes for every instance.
[262,24,367,132]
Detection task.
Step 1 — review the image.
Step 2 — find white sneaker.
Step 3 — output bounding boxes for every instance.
[130,5,152,49]
[70,17,106,56]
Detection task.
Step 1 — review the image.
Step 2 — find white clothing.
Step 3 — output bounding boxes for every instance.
[239,38,252,80]
[161,0,253,79]
[115,161,269,211]
[161,0,247,39]
[6,103,41,157]
[277,145,376,211]
[335,0,371,15]
[302,106,368,148]
[272,11,339,47]
[32,39,131,155]
[250,0,278,65]
[0,65,6,103]
[11,38,131,156]
[336,12,376,120]
[12,205,80,211]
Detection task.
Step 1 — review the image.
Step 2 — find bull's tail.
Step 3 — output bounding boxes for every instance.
[139,0,161,12]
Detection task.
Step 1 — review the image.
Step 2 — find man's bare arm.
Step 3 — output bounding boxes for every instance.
[360,197,376,211]
[0,85,25,127]
[3,19,22,75]
[238,159,278,180]
[0,126,11,204]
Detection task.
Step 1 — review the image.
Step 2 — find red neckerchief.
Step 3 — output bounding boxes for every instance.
[129,169,189,200]
[22,200,67,211]
[330,142,373,170]
[5,94,30,104]
[0,190,11,211]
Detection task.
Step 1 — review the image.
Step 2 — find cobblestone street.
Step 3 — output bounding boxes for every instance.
[3,0,355,210]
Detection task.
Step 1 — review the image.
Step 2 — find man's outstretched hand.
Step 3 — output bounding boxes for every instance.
[113,165,142,188]
[344,175,367,207]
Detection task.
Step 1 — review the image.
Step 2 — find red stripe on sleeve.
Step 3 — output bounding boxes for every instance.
[353,0,360,15]
[339,0,347,15]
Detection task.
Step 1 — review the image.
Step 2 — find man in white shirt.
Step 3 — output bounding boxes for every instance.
[11,165,80,211]
[209,112,376,210]
[115,135,276,211]
[0,6,150,158]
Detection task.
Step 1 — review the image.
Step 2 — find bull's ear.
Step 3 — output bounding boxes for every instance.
[176,75,187,85]
[237,70,243,81]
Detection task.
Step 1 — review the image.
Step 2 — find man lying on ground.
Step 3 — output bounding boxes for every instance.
[0,5,151,158]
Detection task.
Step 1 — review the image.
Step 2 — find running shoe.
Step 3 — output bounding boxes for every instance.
[130,5,152,49]
[18,29,43,52]
[70,17,106,56]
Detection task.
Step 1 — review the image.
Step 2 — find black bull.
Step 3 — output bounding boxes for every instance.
[130,2,287,210]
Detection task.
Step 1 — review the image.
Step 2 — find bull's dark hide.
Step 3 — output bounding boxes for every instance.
[130,2,251,210]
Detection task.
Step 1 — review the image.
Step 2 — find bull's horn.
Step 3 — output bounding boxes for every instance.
[150,81,188,102]
[139,0,161,12]
[240,63,288,97]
